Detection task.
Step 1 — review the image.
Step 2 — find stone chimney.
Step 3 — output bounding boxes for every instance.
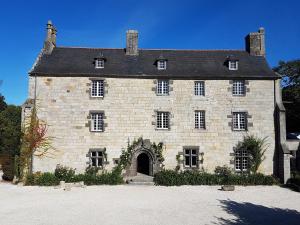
[126,30,138,55]
[245,27,265,57]
[43,20,57,54]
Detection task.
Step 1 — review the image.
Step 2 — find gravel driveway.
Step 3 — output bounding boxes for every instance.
[0,183,300,225]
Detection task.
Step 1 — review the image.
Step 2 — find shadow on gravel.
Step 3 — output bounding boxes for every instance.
[215,199,300,225]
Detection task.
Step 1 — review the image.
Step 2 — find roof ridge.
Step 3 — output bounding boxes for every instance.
[56,46,245,52]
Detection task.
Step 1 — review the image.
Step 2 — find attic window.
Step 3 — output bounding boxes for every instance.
[157,60,167,70]
[95,59,104,69]
[229,61,238,70]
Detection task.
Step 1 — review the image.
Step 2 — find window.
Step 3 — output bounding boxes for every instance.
[195,111,206,129]
[90,150,104,167]
[232,80,245,96]
[232,112,247,131]
[184,149,198,168]
[229,61,238,70]
[91,112,104,132]
[235,149,249,172]
[157,60,167,70]
[95,59,104,69]
[156,112,169,129]
[194,81,205,96]
[91,80,104,97]
[157,80,169,95]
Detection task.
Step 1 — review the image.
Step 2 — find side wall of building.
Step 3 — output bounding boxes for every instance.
[28,76,275,174]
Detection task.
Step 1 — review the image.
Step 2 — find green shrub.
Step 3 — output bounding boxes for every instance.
[85,166,100,176]
[54,165,75,182]
[154,170,278,186]
[25,172,59,186]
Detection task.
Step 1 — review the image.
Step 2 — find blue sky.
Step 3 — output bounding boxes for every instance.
[0,0,299,105]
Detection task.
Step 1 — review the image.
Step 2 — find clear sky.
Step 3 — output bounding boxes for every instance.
[0,0,299,105]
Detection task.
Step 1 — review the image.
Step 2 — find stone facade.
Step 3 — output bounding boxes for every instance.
[28,76,276,174]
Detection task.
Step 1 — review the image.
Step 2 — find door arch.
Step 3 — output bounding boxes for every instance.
[137,152,151,175]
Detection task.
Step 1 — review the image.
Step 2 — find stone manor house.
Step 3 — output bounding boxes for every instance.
[23,21,297,182]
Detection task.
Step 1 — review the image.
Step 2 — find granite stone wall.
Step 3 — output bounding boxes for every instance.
[27,76,276,175]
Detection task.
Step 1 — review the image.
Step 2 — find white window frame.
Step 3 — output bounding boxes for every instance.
[195,110,206,129]
[232,112,247,131]
[91,112,104,132]
[91,80,104,97]
[232,80,245,96]
[184,149,198,168]
[156,111,169,129]
[95,59,104,69]
[235,149,249,172]
[194,81,205,96]
[157,60,167,70]
[157,80,169,95]
[90,150,104,167]
[229,61,238,70]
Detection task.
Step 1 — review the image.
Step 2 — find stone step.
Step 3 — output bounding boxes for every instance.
[125,173,154,185]
[127,181,154,186]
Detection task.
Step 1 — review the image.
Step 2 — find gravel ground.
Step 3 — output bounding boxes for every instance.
[0,183,300,225]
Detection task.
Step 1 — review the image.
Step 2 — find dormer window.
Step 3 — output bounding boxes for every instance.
[157,60,167,70]
[229,61,238,70]
[95,59,104,69]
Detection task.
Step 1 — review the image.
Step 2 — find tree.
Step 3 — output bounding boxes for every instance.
[236,135,268,174]
[0,80,7,112]
[0,104,21,180]
[273,60,300,132]
[20,106,56,179]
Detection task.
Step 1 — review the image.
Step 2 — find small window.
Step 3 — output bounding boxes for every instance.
[229,61,238,70]
[157,80,169,95]
[95,59,104,69]
[184,148,198,168]
[91,112,104,132]
[235,149,249,172]
[91,80,104,97]
[195,111,206,129]
[156,111,169,129]
[90,150,104,167]
[157,60,167,70]
[232,80,245,96]
[232,112,247,131]
[194,81,205,96]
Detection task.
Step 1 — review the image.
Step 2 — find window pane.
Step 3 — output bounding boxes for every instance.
[157,80,169,95]
[191,156,197,166]
[91,113,104,131]
[232,80,245,95]
[185,149,190,155]
[98,158,103,167]
[92,158,97,167]
[195,111,205,129]
[91,151,96,157]
[185,156,190,166]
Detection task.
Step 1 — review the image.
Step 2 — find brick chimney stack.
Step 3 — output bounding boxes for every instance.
[245,27,265,57]
[43,20,57,54]
[126,30,138,56]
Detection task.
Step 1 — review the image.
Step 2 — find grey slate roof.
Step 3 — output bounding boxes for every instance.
[30,47,278,79]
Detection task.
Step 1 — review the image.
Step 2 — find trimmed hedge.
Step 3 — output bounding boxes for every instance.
[25,166,124,186]
[154,170,278,186]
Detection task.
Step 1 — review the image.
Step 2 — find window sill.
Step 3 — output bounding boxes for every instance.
[90,130,104,133]
[232,94,246,97]
[155,128,170,131]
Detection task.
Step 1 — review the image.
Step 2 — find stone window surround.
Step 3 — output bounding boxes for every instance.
[234,149,249,172]
[87,148,105,167]
[90,80,104,98]
[87,110,107,132]
[87,78,108,99]
[152,79,173,96]
[227,110,253,131]
[228,80,250,96]
[183,146,200,169]
[152,109,173,131]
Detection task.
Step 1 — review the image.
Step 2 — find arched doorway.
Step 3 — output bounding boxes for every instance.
[137,153,150,175]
